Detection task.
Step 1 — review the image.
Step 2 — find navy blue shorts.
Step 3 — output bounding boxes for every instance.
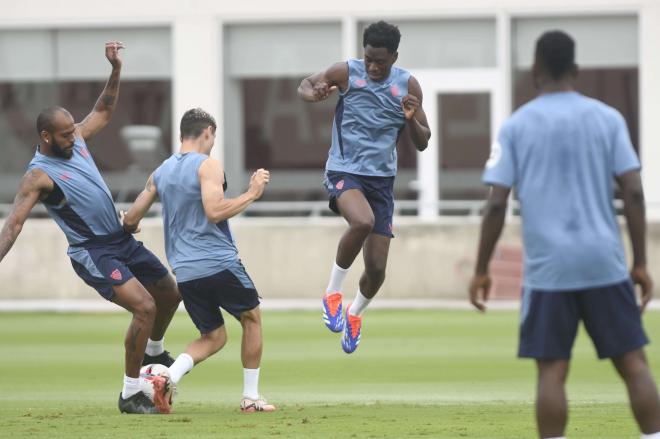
[68,232,169,301]
[325,171,395,238]
[177,262,261,334]
[519,280,649,360]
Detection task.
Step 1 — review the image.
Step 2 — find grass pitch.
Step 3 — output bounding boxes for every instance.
[1,309,659,438]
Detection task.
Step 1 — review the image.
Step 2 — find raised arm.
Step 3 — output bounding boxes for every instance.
[0,169,53,263]
[469,184,511,311]
[298,62,349,103]
[617,169,653,311]
[122,173,158,234]
[199,158,270,223]
[402,76,431,151]
[76,41,124,141]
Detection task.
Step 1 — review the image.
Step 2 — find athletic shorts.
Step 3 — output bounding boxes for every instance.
[518,279,649,360]
[324,170,395,238]
[68,231,169,301]
[177,262,261,334]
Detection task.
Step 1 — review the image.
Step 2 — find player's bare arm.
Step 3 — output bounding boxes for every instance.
[0,169,54,263]
[76,41,124,141]
[122,173,158,234]
[403,76,431,151]
[199,157,270,223]
[469,184,510,312]
[617,169,653,311]
[298,62,349,103]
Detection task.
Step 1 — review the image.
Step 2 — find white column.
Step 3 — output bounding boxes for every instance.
[342,15,358,60]
[172,16,221,160]
[417,76,439,219]
[640,1,660,219]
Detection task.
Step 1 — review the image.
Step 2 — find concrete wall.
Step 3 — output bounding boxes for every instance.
[1,217,657,301]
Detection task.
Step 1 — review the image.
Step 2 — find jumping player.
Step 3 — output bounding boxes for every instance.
[298,21,431,353]
[122,108,275,412]
[0,42,181,415]
[469,31,660,438]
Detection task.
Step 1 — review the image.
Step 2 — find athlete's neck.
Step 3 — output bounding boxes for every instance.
[536,76,575,95]
[179,141,207,155]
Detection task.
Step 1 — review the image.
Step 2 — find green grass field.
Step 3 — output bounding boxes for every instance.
[1,309,659,438]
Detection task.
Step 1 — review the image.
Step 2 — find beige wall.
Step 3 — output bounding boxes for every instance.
[1,217,657,301]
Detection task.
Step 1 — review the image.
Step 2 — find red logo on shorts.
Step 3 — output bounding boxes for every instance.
[110,269,123,281]
[336,180,345,190]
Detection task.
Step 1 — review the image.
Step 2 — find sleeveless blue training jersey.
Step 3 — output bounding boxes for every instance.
[27,137,122,246]
[326,58,411,177]
[153,152,239,282]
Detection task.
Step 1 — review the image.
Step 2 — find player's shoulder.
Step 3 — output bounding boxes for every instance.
[19,168,53,192]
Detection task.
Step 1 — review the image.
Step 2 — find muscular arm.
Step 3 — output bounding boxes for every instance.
[404,76,431,151]
[616,170,654,310]
[0,170,52,262]
[123,174,158,233]
[199,158,268,223]
[76,42,123,141]
[469,185,510,311]
[298,62,349,102]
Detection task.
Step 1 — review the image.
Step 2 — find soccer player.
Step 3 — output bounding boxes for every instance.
[298,21,431,353]
[0,42,181,415]
[122,108,275,412]
[469,31,660,439]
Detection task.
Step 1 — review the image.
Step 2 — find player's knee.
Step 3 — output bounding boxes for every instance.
[614,350,650,380]
[350,216,375,236]
[240,308,262,327]
[205,328,227,353]
[134,295,157,322]
[366,266,386,283]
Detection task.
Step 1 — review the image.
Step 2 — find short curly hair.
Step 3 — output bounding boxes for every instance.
[180,108,217,140]
[363,21,401,54]
[535,30,576,80]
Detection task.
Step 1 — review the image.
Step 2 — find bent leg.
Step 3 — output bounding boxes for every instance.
[112,278,157,377]
[536,359,570,439]
[144,273,181,341]
[358,233,391,299]
[335,189,375,268]
[612,348,660,434]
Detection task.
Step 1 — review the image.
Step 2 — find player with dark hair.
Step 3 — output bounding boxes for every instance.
[0,43,181,414]
[122,108,276,412]
[298,20,431,353]
[469,30,660,439]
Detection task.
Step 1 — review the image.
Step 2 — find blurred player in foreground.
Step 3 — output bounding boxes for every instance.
[0,42,181,414]
[469,30,660,438]
[298,21,430,353]
[123,108,275,412]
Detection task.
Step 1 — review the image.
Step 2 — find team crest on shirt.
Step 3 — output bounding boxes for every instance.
[485,141,502,169]
[80,147,90,158]
[390,85,400,97]
[354,78,367,88]
[59,172,72,181]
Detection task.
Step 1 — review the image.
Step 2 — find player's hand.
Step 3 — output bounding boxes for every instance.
[119,210,141,234]
[469,273,491,312]
[402,94,420,120]
[105,41,125,69]
[248,169,270,200]
[312,81,337,102]
[631,266,653,313]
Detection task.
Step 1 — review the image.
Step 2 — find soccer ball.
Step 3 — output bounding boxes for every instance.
[140,363,175,414]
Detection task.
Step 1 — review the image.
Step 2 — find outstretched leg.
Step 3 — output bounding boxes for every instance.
[168,325,227,384]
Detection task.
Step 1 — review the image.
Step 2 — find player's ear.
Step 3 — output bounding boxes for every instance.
[40,130,51,144]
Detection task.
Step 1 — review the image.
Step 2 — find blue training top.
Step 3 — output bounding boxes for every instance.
[27,137,122,247]
[482,91,640,291]
[326,58,411,177]
[153,152,239,283]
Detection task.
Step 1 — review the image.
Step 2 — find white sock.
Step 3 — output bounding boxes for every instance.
[168,353,194,384]
[122,375,140,399]
[243,368,260,400]
[349,289,371,316]
[642,432,660,439]
[145,338,164,356]
[326,262,349,293]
